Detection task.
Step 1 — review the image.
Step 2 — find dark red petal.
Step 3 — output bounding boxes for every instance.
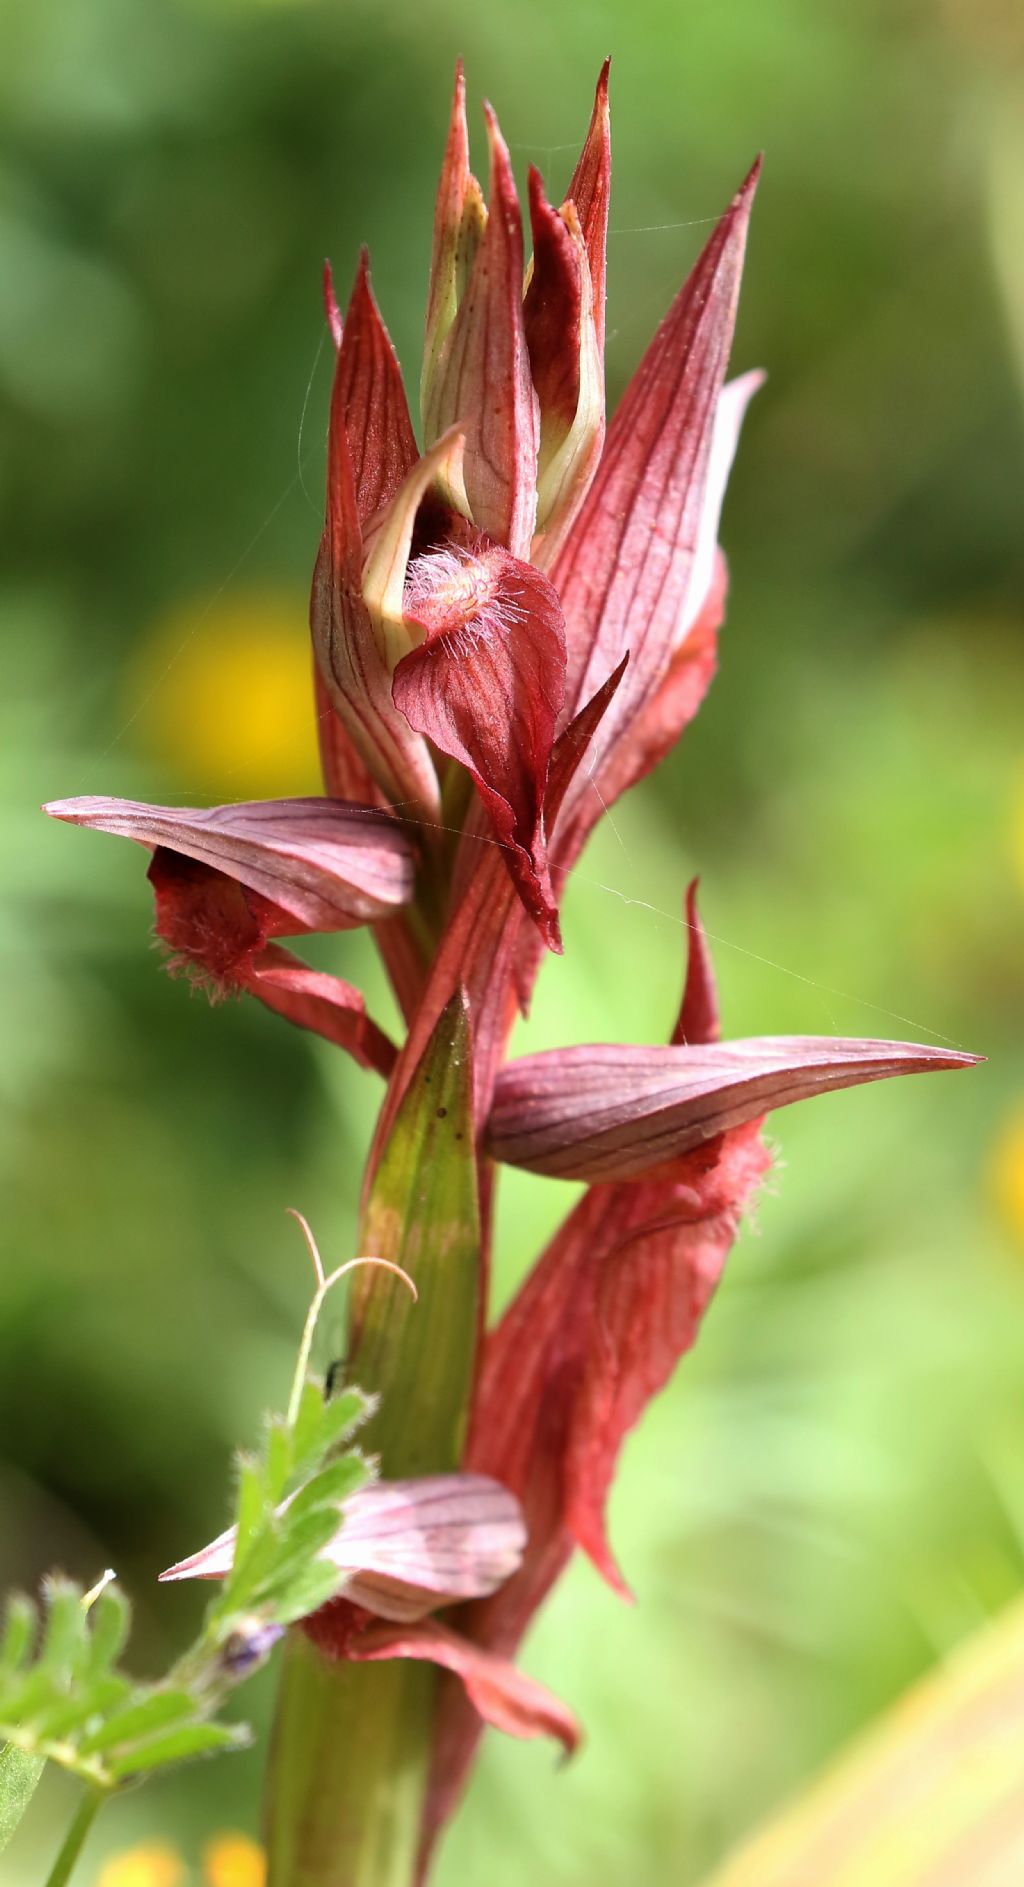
[346,1616,579,1755]
[46,794,417,931]
[553,160,760,776]
[489,1035,981,1183]
[147,848,274,983]
[424,106,539,557]
[562,1127,771,1589]
[566,60,611,357]
[334,250,419,524]
[524,166,584,434]
[393,548,567,948]
[523,169,605,552]
[674,879,720,1046]
[246,944,396,1075]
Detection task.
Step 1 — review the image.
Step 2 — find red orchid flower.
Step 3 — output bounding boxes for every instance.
[46,60,980,1885]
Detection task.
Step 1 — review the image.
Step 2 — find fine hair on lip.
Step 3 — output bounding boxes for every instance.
[403,540,527,648]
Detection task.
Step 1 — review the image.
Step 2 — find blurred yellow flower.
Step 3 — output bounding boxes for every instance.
[127,592,322,801]
[990,1109,1024,1245]
[202,1833,266,1887]
[97,1843,185,1887]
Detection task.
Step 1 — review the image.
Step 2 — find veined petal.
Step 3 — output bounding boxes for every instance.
[525,174,605,554]
[247,946,396,1076]
[160,1473,524,1622]
[424,103,539,557]
[335,251,419,524]
[393,541,567,948]
[45,795,417,931]
[326,1474,525,1621]
[312,451,440,823]
[553,160,760,780]
[561,1127,770,1590]
[347,1616,579,1756]
[489,1035,980,1182]
[566,60,611,358]
[511,376,760,1011]
[311,255,440,818]
[422,61,487,421]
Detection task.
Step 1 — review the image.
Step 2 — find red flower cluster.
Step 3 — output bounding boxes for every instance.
[46,62,976,1878]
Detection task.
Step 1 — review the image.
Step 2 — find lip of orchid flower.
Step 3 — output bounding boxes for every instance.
[160,1472,527,1625]
[487,1035,982,1183]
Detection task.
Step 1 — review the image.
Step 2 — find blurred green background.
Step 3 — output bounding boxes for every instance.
[2,0,1022,1881]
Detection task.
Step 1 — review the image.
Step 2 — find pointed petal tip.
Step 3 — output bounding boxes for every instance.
[481,99,513,174]
[353,245,373,295]
[737,152,764,204]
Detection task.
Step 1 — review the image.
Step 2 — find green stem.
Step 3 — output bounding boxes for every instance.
[263,996,480,1887]
[42,1784,104,1887]
[264,1636,434,1887]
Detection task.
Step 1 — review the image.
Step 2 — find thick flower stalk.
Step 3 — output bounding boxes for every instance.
[46,62,978,1887]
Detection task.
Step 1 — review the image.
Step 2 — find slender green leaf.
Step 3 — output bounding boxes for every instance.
[290,1380,328,1476]
[219,1524,286,1612]
[0,1599,36,1676]
[245,1514,340,1607]
[265,1419,292,1503]
[77,1688,197,1756]
[38,1582,87,1679]
[0,1744,44,1852]
[316,1387,372,1456]
[0,1668,62,1726]
[32,1675,132,1742]
[83,1591,130,1677]
[233,1456,266,1564]
[109,1721,248,1779]
[284,1456,367,1525]
[271,1562,345,1625]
